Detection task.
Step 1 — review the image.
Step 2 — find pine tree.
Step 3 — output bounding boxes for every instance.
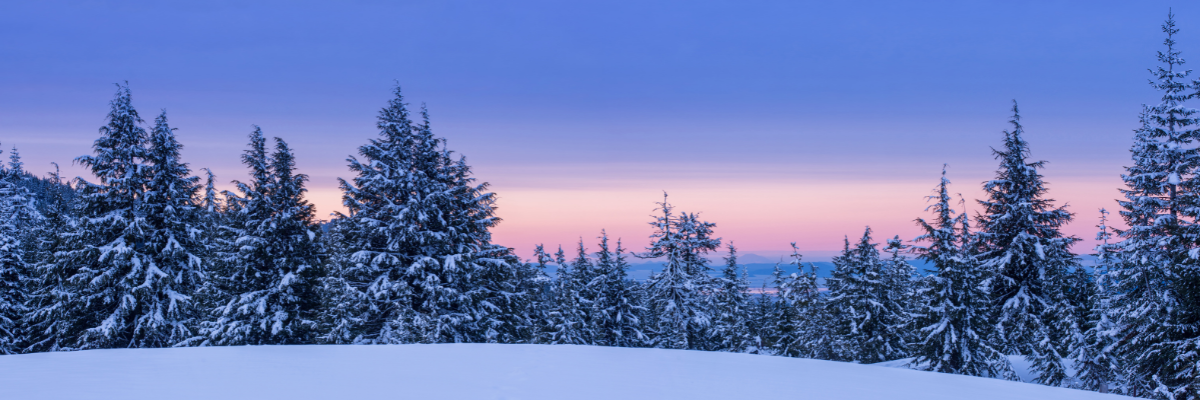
[911,167,1015,378]
[1111,12,1200,398]
[334,87,519,344]
[638,193,721,350]
[514,244,554,344]
[976,101,1078,386]
[126,111,206,347]
[712,243,752,353]
[825,227,910,363]
[0,148,41,354]
[22,164,78,352]
[545,245,584,344]
[1072,209,1121,394]
[883,235,918,349]
[592,231,644,347]
[766,244,826,358]
[59,83,175,349]
[205,129,324,345]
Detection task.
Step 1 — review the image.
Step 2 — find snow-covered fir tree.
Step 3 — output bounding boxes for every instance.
[825,227,910,363]
[592,231,644,347]
[1111,13,1200,398]
[58,84,186,349]
[638,193,720,350]
[332,87,520,344]
[22,164,78,352]
[120,111,207,347]
[711,243,753,353]
[205,129,325,345]
[911,167,1015,379]
[1072,209,1121,394]
[883,235,918,347]
[0,148,42,354]
[544,242,585,343]
[544,245,585,344]
[515,244,554,344]
[976,101,1078,386]
[765,244,827,358]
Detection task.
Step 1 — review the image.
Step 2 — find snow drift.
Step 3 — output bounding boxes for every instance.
[0,344,1129,399]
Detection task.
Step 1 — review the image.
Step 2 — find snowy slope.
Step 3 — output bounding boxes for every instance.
[875,355,1080,386]
[0,344,1129,400]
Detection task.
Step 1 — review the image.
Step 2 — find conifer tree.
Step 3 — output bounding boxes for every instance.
[911,167,1015,378]
[205,129,324,345]
[516,244,554,344]
[58,84,173,349]
[883,235,918,347]
[545,245,584,344]
[129,111,206,347]
[0,148,40,354]
[712,243,752,353]
[1111,12,1200,398]
[1072,209,1121,394]
[826,227,910,363]
[766,244,826,358]
[22,164,78,352]
[976,101,1078,386]
[334,87,519,344]
[592,232,644,347]
[638,193,720,350]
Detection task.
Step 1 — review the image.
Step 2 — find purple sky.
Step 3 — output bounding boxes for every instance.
[2,1,1195,260]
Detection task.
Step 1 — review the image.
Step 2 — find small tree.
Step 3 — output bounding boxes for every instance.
[1072,209,1121,393]
[638,193,721,350]
[911,167,1015,379]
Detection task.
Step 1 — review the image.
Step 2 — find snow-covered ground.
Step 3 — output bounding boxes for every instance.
[875,355,1080,387]
[0,344,1128,399]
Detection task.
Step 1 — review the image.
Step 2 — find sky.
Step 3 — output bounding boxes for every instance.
[1,1,1197,261]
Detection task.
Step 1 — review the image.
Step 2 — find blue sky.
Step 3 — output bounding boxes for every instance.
[1,1,1195,259]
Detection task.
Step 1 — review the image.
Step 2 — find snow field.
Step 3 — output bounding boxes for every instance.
[0,344,1130,400]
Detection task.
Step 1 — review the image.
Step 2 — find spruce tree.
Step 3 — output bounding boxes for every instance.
[638,194,721,350]
[976,101,1078,386]
[712,243,752,353]
[116,111,207,347]
[22,164,78,352]
[592,231,644,347]
[60,84,171,349]
[205,129,324,345]
[1111,12,1200,398]
[545,245,584,344]
[911,167,1015,378]
[766,244,825,358]
[1072,209,1121,394]
[0,149,40,354]
[335,87,519,344]
[826,227,910,363]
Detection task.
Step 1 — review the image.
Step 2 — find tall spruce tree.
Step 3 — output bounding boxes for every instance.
[59,84,176,349]
[1112,12,1200,398]
[976,101,1078,386]
[333,87,519,344]
[638,193,721,350]
[126,111,206,347]
[205,129,324,345]
[911,167,1015,378]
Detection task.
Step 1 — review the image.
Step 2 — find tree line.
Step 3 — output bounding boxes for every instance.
[1,11,1199,400]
